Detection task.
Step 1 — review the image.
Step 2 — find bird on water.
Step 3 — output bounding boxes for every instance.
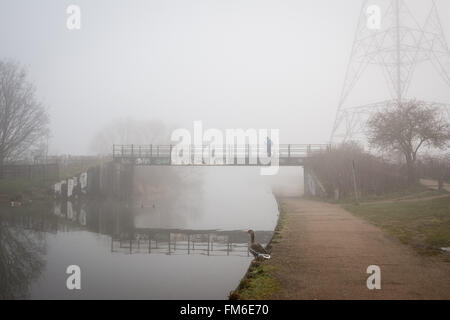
[247,229,270,260]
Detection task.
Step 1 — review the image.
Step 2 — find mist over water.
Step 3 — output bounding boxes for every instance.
[134,167,302,230]
[1,167,302,299]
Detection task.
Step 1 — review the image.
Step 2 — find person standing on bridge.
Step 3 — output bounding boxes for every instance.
[267,136,272,157]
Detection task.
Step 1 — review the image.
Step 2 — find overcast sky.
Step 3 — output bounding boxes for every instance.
[1,0,449,154]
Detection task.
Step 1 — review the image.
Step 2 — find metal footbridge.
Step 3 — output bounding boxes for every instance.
[112,144,330,166]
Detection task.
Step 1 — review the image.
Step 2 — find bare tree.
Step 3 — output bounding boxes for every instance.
[367,100,450,184]
[89,118,170,155]
[0,60,49,177]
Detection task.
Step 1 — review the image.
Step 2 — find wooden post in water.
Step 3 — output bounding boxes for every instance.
[168,232,171,255]
[207,234,210,256]
[223,144,226,164]
[245,144,249,165]
[148,233,151,253]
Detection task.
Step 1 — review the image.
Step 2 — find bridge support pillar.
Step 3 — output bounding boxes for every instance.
[303,166,312,196]
[118,163,134,201]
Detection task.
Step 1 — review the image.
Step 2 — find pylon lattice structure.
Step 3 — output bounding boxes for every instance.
[331,0,450,142]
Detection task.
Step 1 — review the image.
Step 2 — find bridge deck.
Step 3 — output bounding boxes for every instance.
[112,144,330,166]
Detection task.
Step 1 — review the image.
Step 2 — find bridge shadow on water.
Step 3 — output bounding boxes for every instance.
[1,199,273,258]
[112,229,273,257]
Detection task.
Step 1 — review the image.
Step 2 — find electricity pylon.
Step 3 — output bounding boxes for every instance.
[331,0,450,142]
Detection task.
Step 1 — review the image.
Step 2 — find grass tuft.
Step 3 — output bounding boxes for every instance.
[229,262,279,300]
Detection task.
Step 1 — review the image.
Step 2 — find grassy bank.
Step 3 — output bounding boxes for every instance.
[313,184,433,205]
[345,194,450,255]
[59,158,104,181]
[0,178,52,200]
[0,158,104,201]
[229,198,287,300]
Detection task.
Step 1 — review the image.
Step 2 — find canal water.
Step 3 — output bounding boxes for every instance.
[0,167,300,299]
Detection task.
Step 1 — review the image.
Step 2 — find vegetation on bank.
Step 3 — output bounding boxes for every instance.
[314,183,447,205]
[228,263,279,300]
[0,178,52,200]
[306,143,410,198]
[59,158,104,181]
[0,158,103,201]
[229,199,287,300]
[345,193,450,256]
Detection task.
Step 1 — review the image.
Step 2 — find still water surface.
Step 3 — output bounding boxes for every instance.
[0,168,282,299]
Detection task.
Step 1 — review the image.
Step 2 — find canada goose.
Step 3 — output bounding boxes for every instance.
[247,229,270,260]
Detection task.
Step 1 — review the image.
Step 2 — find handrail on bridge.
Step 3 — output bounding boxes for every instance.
[112,144,331,159]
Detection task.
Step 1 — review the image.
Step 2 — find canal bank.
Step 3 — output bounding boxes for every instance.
[0,157,105,204]
[229,195,287,300]
[230,196,450,300]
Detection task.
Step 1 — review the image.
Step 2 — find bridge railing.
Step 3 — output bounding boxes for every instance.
[113,144,330,160]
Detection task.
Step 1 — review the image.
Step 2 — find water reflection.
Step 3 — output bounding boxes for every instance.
[0,198,275,299]
[0,206,47,299]
[112,229,273,257]
[53,199,273,257]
